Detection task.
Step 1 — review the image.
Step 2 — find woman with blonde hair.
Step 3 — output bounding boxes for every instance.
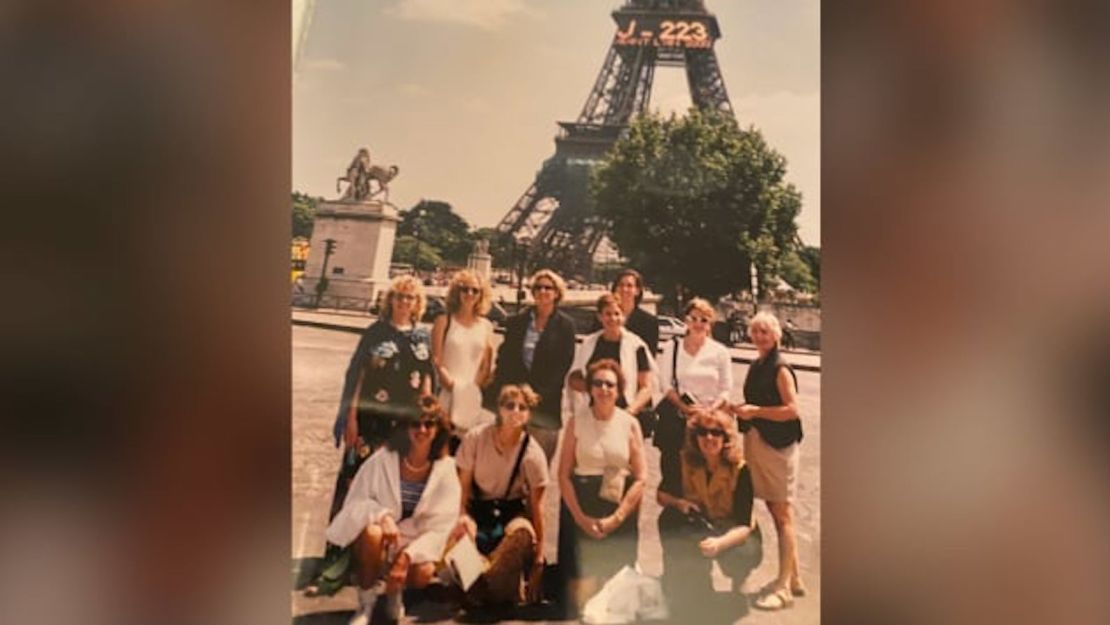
[432,270,495,437]
[490,269,577,460]
[656,409,761,619]
[329,275,435,509]
[654,297,734,459]
[729,312,805,611]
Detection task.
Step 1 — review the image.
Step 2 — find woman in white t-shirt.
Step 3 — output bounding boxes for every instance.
[432,270,495,439]
[558,359,647,614]
[654,298,733,459]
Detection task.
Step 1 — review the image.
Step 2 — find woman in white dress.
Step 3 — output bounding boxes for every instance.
[432,270,495,439]
[654,298,734,458]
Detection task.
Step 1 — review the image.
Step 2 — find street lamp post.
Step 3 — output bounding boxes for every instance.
[515,236,531,314]
[315,238,338,308]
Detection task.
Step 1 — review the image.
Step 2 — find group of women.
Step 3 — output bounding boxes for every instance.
[316,268,806,624]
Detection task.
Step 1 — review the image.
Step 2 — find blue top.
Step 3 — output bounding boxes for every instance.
[522,311,542,371]
[400,477,427,519]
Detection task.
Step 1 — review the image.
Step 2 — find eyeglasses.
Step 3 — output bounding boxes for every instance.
[500,401,528,412]
[459,286,480,296]
[531,284,555,292]
[590,379,617,390]
[694,427,726,439]
[408,419,438,431]
[394,293,416,302]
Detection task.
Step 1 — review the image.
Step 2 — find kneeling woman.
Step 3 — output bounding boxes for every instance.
[558,359,646,611]
[325,398,459,625]
[656,409,762,618]
[451,384,550,605]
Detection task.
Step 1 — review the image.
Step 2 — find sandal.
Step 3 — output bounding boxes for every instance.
[791,579,808,597]
[753,588,794,611]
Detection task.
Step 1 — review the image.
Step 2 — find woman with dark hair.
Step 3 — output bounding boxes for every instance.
[609,268,659,355]
[450,384,550,607]
[729,312,805,611]
[558,359,646,614]
[432,269,495,436]
[656,409,761,620]
[490,269,576,460]
[326,398,459,625]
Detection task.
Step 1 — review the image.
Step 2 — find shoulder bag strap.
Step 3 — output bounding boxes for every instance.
[504,433,531,499]
[670,336,680,390]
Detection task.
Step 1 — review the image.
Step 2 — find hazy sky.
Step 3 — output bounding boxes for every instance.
[293,0,820,245]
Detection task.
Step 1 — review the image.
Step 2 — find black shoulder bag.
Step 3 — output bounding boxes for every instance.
[653,337,687,453]
[470,433,531,555]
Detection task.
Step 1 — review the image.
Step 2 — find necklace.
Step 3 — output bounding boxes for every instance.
[403,456,430,472]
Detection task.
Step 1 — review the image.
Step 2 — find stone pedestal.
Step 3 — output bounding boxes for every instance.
[467,252,492,282]
[301,200,400,307]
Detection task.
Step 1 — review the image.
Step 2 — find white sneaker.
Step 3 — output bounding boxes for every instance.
[349,583,385,625]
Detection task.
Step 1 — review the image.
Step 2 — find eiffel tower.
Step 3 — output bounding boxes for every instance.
[495,0,734,280]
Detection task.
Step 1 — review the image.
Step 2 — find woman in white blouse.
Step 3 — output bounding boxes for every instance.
[654,298,733,458]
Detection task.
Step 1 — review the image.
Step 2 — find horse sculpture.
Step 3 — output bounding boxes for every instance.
[336,148,400,202]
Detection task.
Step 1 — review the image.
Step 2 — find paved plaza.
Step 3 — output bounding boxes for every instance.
[292,324,820,624]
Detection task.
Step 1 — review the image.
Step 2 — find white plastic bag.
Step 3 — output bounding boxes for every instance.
[582,565,669,624]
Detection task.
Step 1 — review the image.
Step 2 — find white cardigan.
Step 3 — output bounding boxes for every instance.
[326,448,460,564]
[562,329,659,423]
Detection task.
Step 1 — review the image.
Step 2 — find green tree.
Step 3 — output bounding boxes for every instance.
[292,191,318,239]
[392,235,443,272]
[592,110,804,301]
[778,249,817,293]
[798,245,820,289]
[398,200,472,266]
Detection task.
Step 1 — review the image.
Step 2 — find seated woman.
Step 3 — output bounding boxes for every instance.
[450,384,550,607]
[558,359,646,614]
[325,397,459,625]
[656,409,762,619]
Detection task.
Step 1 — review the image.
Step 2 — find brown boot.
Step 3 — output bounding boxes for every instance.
[481,529,534,604]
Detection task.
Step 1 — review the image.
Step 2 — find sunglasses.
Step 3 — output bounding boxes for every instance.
[590,379,617,389]
[394,293,416,302]
[459,286,480,296]
[695,426,726,439]
[408,419,438,431]
[500,401,529,412]
[688,315,711,324]
[531,284,555,292]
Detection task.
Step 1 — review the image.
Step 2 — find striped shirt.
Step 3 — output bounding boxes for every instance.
[400,478,426,519]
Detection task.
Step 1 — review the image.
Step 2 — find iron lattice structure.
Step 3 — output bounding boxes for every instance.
[495,0,734,280]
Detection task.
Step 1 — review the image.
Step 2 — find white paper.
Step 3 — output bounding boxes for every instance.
[444,533,487,591]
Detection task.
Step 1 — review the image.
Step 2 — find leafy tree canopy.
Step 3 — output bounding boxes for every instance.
[292,191,319,239]
[592,109,804,302]
[398,200,472,266]
[392,235,443,272]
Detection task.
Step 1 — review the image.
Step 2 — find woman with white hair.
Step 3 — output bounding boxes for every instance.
[729,312,805,611]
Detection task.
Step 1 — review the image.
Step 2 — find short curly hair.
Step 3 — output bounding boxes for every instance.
[381,275,427,324]
[585,358,626,399]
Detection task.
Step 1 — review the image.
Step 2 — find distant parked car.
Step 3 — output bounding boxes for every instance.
[657,315,687,343]
[422,296,446,323]
[486,301,509,329]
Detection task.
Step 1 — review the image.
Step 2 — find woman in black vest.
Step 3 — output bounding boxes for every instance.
[729,312,805,611]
